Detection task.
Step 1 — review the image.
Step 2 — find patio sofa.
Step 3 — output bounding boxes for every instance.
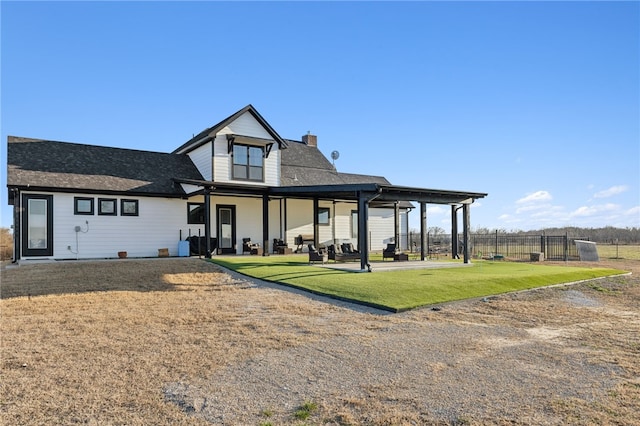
[328,243,361,262]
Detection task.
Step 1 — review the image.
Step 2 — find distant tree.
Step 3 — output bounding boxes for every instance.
[0,228,13,261]
[428,226,446,238]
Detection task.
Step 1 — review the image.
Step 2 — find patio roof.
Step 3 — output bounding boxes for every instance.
[174,179,487,206]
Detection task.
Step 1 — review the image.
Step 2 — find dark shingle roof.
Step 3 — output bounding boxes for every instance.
[7,137,203,196]
[280,139,391,187]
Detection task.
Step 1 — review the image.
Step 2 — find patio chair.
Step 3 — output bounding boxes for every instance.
[383,243,397,261]
[242,238,260,255]
[273,238,289,253]
[308,244,328,264]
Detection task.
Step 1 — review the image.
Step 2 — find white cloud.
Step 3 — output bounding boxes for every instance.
[593,185,628,199]
[516,190,552,205]
[624,206,640,221]
[427,206,446,215]
[516,203,551,214]
[569,203,619,218]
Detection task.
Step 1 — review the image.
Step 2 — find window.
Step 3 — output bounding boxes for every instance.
[98,198,117,216]
[188,202,206,224]
[74,197,94,215]
[232,144,264,181]
[121,199,139,216]
[351,210,358,240]
[318,207,330,225]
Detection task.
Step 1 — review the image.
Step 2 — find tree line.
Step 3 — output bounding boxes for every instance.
[469,226,640,244]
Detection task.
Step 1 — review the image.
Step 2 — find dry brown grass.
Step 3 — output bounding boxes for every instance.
[1,257,638,425]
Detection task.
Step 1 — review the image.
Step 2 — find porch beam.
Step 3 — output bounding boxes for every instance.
[313,198,319,248]
[262,194,269,256]
[394,202,400,250]
[451,205,459,259]
[420,202,427,261]
[462,203,471,263]
[204,186,212,258]
[357,192,370,271]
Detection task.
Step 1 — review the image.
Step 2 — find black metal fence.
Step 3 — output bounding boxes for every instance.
[403,232,589,261]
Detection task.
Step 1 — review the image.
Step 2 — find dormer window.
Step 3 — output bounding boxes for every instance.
[226,134,273,182]
[232,144,264,181]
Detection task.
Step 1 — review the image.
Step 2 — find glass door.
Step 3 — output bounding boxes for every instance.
[22,194,53,257]
[216,205,236,254]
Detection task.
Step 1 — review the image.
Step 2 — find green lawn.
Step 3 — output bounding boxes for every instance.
[209,256,627,312]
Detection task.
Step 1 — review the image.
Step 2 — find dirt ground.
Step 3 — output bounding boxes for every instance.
[1,257,638,425]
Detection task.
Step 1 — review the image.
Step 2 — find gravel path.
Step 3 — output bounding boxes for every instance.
[162,262,638,425]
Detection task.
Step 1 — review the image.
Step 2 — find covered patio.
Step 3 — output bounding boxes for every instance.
[176,179,487,271]
[270,183,487,271]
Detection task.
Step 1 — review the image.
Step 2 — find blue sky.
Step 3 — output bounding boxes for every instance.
[2,1,638,232]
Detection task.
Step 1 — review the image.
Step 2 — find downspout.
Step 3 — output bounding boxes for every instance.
[12,188,20,263]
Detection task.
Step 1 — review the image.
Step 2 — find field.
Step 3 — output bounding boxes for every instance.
[597,243,640,260]
[1,257,639,425]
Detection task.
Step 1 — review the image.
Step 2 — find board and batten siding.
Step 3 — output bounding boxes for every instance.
[210,111,281,186]
[187,143,213,181]
[24,192,193,260]
[212,136,280,186]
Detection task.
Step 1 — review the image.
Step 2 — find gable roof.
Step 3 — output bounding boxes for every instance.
[7,137,204,200]
[172,104,288,154]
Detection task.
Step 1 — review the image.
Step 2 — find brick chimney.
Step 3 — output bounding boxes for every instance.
[302,132,317,147]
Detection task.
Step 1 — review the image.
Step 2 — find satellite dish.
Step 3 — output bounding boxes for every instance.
[331,150,340,167]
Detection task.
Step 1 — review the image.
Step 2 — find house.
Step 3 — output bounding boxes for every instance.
[6,105,487,270]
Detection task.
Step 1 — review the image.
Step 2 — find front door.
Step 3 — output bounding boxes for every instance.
[217,205,236,254]
[22,194,54,257]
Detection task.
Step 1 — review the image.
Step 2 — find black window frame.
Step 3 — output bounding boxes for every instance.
[120,199,139,216]
[98,198,117,216]
[187,202,206,224]
[232,144,264,182]
[318,207,330,226]
[74,197,94,215]
[351,210,358,239]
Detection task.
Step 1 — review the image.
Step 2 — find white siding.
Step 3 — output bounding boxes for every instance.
[19,192,199,260]
[187,143,212,180]
[198,195,286,255]
[18,190,405,260]
[368,208,396,251]
[281,200,401,252]
[284,199,314,249]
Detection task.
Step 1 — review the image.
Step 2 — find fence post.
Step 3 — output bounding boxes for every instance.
[564,232,568,261]
[540,234,545,259]
[495,230,499,256]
